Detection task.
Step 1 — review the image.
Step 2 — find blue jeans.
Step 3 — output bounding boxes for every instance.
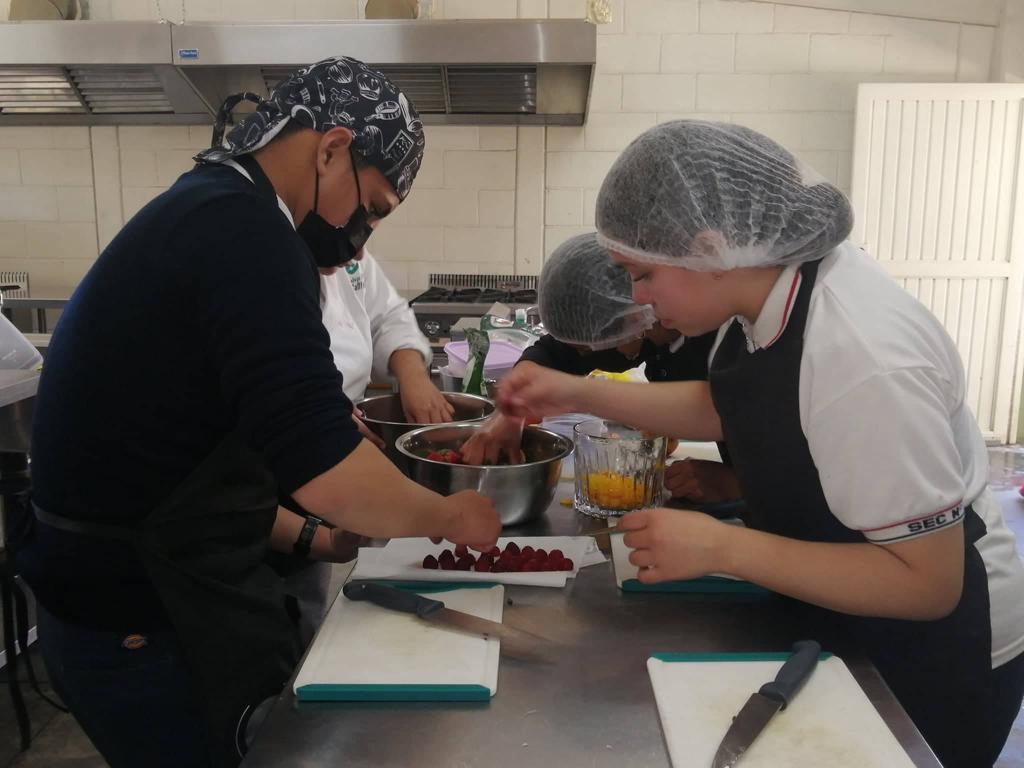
[37,605,211,768]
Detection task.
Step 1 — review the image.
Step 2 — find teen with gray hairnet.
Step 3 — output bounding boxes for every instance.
[497,120,1024,767]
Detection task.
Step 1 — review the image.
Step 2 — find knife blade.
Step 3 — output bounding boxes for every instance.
[341,581,558,656]
[711,640,821,768]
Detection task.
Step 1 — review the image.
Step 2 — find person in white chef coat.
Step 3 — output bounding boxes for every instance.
[271,246,455,646]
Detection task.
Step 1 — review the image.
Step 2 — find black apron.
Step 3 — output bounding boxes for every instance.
[35,432,301,767]
[709,258,993,767]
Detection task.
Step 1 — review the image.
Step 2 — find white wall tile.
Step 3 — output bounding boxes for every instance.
[544,225,592,257]
[657,110,730,122]
[0,0,10,19]
[57,187,98,222]
[371,225,444,261]
[546,126,586,151]
[836,150,852,192]
[545,188,583,225]
[548,0,583,17]
[479,190,516,226]
[958,24,995,81]
[375,259,408,290]
[0,128,55,149]
[699,0,772,33]
[661,34,735,73]
[90,127,124,250]
[517,0,548,17]
[294,0,360,18]
[798,111,854,151]
[479,127,517,150]
[794,150,839,186]
[388,189,480,226]
[0,186,58,222]
[515,126,546,275]
[52,127,91,149]
[546,151,620,188]
[769,74,849,110]
[445,227,515,262]
[424,126,480,150]
[24,222,99,260]
[809,34,884,73]
[621,74,696,111]
[0,257,93,295]
[590,74,624,112]
[414,150,444,188]
[188,124,217,148]
[19,149,94,186]
[582,188,599,226]
[119,149,159,187]
[445,151,517,189]
[121,186,165,220]
[408,261,450,290]
[156,149,199,186]
[443,0,516,17]
[222,0,296,19]
[773,5,848,34]
[597,34,662,73]
[0,223,26,259]
[0,150,19,185]
[848,13,960,77]
[596,0,624,34]
[625,0,697,35]
[85,0,114,18]
[584,112,658,150]
[118,126,195,149]
[111,0,159,20]
[184,0,225,20]
[735,34,809,73]
[728,112,803,150]
[695,73,772,111]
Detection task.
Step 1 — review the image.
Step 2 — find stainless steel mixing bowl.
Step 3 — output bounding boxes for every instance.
[396,422,574,526]
[355,392,495,472]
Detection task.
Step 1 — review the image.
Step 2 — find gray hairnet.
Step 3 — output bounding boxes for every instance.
[538,232,656,350]
[595,120,853,271]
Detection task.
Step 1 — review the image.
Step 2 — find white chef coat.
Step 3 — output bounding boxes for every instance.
[321,250,432,403]
[711,241,1024,668]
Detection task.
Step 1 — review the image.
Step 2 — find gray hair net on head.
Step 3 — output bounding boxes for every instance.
[538,232,656,350]
[595,120,854,271]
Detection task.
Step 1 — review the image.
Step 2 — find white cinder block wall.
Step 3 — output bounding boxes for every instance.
[0,0,999,295]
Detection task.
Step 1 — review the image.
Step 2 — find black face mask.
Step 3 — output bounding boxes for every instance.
[297,149,375,269]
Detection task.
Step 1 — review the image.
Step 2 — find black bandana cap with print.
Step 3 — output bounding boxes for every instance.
[194,56,426,201]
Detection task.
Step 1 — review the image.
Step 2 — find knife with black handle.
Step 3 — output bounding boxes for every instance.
[711,640,822,768]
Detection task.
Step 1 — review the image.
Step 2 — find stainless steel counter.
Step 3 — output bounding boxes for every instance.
[242,483,941,767]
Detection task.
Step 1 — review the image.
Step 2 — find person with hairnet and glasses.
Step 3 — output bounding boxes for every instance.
[497,120,1024,767]
[461,233,734,504]
[15,57,500,768]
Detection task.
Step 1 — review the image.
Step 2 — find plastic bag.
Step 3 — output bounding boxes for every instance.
[461,328,491,397]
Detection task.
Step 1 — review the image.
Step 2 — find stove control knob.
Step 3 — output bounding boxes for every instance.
[423,320,442,336]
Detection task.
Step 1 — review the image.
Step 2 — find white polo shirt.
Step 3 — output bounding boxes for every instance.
[713,241,1024,668]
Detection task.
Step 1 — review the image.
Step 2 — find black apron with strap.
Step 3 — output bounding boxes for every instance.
[708,258,993,767]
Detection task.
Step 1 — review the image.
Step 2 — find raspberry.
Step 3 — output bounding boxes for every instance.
[422,555,438,569]
[491,560,506,573]
[548,549,564,560]
[454,543,468,558]
[473,559,491,572]
[488,546,501,558]
[504,542,521,556]
[562,558,574,571]
[522,560,541,572]
[438,549,455,565]
[455,556,474,571]
[534,548,547,560]
[521,546,535,558]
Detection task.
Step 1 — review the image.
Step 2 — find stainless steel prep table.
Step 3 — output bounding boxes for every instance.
[242,480,942,767]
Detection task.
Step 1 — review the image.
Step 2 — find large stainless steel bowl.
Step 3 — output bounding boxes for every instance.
[396,423,574,526]
[355,392,495,472]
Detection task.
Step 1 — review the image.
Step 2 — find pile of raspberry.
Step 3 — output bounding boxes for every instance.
[423,542,574,573]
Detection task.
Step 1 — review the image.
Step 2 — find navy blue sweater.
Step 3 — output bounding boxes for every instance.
[21,163,360,628]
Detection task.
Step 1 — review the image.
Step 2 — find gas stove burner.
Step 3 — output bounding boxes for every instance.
[507,289,538,304]
[413,286,455,303]
[410,286,533,305]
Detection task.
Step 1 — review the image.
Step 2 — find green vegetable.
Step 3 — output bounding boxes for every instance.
[461,328,490,397]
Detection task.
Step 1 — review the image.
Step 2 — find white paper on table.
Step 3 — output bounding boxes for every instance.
[350,536,603,588]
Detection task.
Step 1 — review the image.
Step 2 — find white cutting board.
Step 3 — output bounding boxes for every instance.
[647,655,915,767]
[293,585,503,701]
[349,536,603,587]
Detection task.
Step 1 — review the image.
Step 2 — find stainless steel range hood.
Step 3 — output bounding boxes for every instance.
[0,19,596,126]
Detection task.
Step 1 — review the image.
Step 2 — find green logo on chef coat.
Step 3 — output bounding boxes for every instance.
[345,261,363,291]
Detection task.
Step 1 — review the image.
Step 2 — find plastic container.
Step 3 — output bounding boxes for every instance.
[0,313,42,370]
[443,339,523,379]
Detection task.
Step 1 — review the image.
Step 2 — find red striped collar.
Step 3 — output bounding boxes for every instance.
[739,266,802,352]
